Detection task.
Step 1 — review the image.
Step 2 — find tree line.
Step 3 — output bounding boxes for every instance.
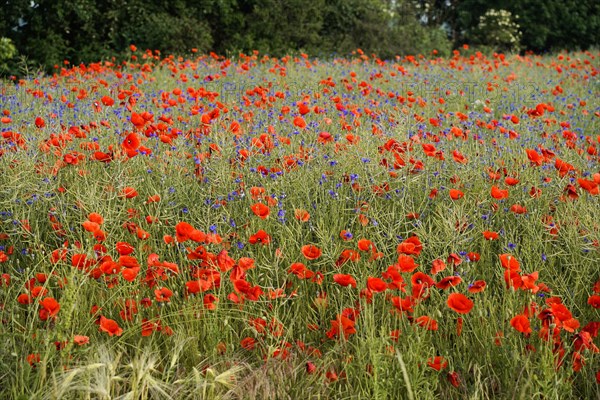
[0,0,598,75]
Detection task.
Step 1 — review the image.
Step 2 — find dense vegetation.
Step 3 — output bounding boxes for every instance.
[0,47,599,398]
[1,0,599,76]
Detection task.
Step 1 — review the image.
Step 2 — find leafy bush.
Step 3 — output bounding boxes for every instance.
[468,9,522,52]
[0,37,17,76]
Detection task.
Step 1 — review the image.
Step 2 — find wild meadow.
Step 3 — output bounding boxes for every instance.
[0,47,599,399]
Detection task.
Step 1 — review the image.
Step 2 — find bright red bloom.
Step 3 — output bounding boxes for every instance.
[449,189,464,200]
[326,314,356,339]
[333,273,357,288]
[249,230,271,245]
[491,186,509,199]
[447,293,473,314]
[88,212,104,225]
[240,337,256,350]
[35,117,45,128]
[120,186,138,199]
[588,295,600,308]
[357,239,375,252]
[430,259,446,274]
[436,276,462,290]
[293,116,306,129]
[99,316,123,336]
[499,254,520,271]
[483,230,499,240]
[122,132,140,151]
[366,277,387,293]
[510,314,532,335]
[73,335,89,346]
[250,203,270,219]
[288,262,314,279]
[335,249,360,267]
[397,236,423,256]
[397,254,418,273]
[39,297,60,318]
[294,209,310,222]
[427,356,448,371]
[131,112,146,128]
[510,204,527,214]
[100,96,114,106]
[468,280,487,293]
[154,287,173,302]
[301,244,322,260]
[415,315,438,331]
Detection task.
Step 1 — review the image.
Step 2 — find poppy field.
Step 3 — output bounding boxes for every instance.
[0,48,599,399]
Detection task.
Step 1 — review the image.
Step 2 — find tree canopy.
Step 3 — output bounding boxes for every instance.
[0,0,598,75]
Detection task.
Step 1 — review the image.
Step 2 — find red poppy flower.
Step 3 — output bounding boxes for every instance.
[499,254,520,271]
[510,314,532,335]
[100,96,114,106]
[449,189,464,200]
[298,103,310,115]
[240,337,256,350]
[427,356,448,371]
[131,112,146,129]
[367,277,387,293]
[397,254,418,273]
[326,314,356,339]
[397,236,423,256]
[468,280,487,293]
[249,230,271,245]
[122,267,139,282]
[447,371,461,388]
[27,353,40,367]
[483,230,499,240]
[238,257,256,271]
[333,274,357,288]
[250,203,270,219]
[415,315,438,331]
[490,186,509,199]
[39,297,60,318]
[357,239,375,252]
[301,245,322,260]
[99,316,123,336]
[293,116,306,129]
[122,132,140,152]
[120,187,138,199]
[431,259,446,274]
[447,293,473,314]
[88,212,104,225]
[294,209,310,222]
[73,335,89,346]
[82,220,101,233]
[335,249,360,267]
[436,276,462,290]
[175,221,195,242]
[288,262,314,279]
[154,287,173,302]
[588,295,600,309]
[510,204,527,214]
[35,117,45,128]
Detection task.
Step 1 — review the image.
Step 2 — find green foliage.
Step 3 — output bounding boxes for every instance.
[1,0,597,75]
[454,0,600,52]
[467,9,521,52]
[0,37,18,76]
[0,0,455,74]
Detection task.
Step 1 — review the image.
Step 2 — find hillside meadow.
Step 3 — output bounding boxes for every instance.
[0,48,599,399]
